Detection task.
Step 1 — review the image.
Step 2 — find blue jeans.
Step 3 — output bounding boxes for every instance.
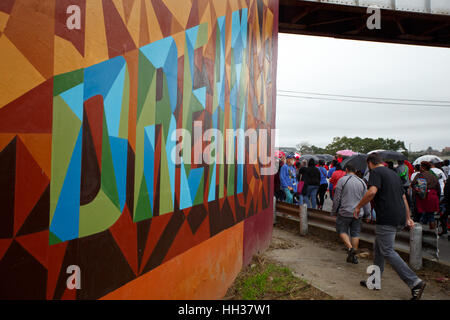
[297,194,304,205]
[305,185,319,209]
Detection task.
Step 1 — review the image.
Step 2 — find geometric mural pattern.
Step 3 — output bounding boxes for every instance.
[0,0,277,299]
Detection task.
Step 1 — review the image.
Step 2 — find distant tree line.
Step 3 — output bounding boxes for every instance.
[296,136,407,155]
[292,137,450,162]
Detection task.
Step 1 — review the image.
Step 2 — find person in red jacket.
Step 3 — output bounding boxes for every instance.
[330,163,346,198]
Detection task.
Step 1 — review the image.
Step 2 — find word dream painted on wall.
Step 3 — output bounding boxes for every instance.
[0,0,276,299]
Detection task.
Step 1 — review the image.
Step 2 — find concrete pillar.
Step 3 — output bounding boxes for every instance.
[409,223,423,270]
[299,204,308,236]
[273,196,277,225]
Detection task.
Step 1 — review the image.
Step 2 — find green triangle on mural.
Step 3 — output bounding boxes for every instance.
[193,172,205,206]
[228,164,235,196]
[50,96,82,222]
[101,114,121,210]
[134,73,157,217]
[156,73,173,140]
[49,231,62,246]
[135,175,152,222]
[53,69,84,97]
[137,52,156,120]
[159,132,174,215]
[195,23,208,49]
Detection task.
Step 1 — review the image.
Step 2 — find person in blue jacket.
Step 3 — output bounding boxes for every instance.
[280,154,297,204]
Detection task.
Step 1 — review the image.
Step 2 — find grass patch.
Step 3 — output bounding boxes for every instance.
[225,255,333,300]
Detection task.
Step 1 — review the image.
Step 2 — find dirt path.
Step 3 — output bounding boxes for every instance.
[266,226,450,300]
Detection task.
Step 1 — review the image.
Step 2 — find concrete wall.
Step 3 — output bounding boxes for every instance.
[0,0,278,299]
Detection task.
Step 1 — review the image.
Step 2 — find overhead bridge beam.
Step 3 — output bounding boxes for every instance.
[279,0,450,48]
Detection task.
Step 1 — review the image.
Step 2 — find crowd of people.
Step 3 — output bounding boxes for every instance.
[274,153,450,299]
[275,154,450,236]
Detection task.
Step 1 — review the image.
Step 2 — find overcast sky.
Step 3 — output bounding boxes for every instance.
[275,33,450,152]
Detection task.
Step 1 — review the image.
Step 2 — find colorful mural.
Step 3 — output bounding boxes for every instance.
[0,0,278,299]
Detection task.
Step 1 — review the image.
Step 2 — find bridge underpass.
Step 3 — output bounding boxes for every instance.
[279,0,450,47]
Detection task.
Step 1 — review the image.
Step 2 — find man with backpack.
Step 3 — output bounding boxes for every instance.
[411,161,440,230]
[354,154,426,300]
[331,163,371,264]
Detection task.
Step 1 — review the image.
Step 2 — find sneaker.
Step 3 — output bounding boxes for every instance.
[411,281,426,300]
[360,280,380,290]
[346,248,358,264]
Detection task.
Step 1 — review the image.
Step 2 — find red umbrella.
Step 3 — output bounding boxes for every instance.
[405,160,414,179]
[275,150,286,159]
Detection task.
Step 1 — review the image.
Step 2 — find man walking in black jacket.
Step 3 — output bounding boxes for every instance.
[354,154,426,300]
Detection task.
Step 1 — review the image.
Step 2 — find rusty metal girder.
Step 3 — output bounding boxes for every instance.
[279,0,450,47]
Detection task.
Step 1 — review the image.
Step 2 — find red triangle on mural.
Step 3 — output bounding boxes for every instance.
[186,0,200,29]
[15,230,49,268]
[227,196,237,222]
[46,241,68,300]
[139,213,172,274]
[0,79,53,134]
[109,205,139,276]
[237,193,245,207]
[103,0,137,58]
[0,238,12,261]
[14,137,50,236]
[61,286,77,300]
[162,214,210,265]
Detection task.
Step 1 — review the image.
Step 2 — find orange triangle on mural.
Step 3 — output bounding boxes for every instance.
[0,134,15,152]
[17,134,52,179]
[15,230,49,268]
